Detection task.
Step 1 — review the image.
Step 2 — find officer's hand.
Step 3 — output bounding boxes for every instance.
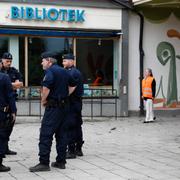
[11,113,16,122]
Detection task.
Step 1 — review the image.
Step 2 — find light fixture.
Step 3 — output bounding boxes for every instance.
[98,39,101,46]
[29,37,32,44]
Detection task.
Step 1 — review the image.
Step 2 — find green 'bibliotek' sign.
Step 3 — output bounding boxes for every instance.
[11,6,85,23]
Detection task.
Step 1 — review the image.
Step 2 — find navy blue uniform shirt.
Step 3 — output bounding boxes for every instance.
[1,67,23,98]
[1,67,23,83]
[67,66,83,97]
[0,73,16,113]
[42,64,76,101]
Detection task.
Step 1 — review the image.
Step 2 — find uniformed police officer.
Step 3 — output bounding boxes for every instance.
[29,52,76,172]
[1,52,23,155]
[62,54,84,159]
[0,59,17,172]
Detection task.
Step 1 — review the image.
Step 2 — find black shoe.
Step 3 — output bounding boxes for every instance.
[66,152,76,159]
[143,121,150,123]
[0,164,11,172]
[29,163,50,172]
[51,162,66,169]
[6,150,17,155]
[76,149,83,156]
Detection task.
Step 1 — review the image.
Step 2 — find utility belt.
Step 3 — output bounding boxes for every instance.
[46,98,69,108]
[0,113,13,128]
[0,106,9,113]
[0,109,15,129]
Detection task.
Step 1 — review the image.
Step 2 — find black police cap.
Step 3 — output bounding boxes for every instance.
[41,51,57,59]
[62,54,75,60]
[2,52,13,60]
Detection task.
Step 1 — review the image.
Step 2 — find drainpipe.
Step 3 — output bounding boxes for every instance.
[111,0,145,116]
[137,12,145,116]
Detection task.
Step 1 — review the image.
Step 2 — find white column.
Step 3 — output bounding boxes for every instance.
[8,36,19,69]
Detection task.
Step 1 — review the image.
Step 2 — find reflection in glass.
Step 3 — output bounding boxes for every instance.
[28,37,73,86]
[76,39,113,88]
[0,37,8,57]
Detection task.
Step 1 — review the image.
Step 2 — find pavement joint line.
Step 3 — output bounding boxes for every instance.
[129,150,179,168]
[125,158,180,179]
[9,172,18,180]
[66,158,95,176]
[160,148,180,156]
[144,149,172,158]
[31,172,47,180]
[78,155,130,180]
[95,155,157,180]
[16,162,46,180]
[55,170,74,180]
[143,149,180,163]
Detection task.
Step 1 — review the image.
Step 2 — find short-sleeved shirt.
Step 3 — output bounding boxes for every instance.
[67,66,83,97]
[0,72,16,113]
[42,64,76,101]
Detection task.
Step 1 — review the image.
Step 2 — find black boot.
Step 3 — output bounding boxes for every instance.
[66,144,76,159]
[0,164,11,172]
[6,149,17,155]
[6,145,17,155]
[0,158,10,172]
[76,141,84,156]
[29,163,50,172]
[66,151,76,159]
[51,161,66,169]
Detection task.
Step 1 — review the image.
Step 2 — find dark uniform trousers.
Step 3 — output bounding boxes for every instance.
[0,112,10,159]
[67,98,83,152]
[39,105,69,165]
[6,118,15,151]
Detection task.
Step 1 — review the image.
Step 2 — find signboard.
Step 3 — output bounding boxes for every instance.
[0,3,122,30]
[11,6,85,22]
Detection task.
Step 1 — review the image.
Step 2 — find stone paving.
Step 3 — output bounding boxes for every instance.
[1,116,180,180]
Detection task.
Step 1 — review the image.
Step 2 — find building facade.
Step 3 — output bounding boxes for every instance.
[129,0,180,116]
[0,0,129,117]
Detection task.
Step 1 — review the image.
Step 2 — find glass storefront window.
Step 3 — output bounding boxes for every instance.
[19,37,115,98]
[76,39,114,96]
[28,37,73,86]
[0,37,8,57]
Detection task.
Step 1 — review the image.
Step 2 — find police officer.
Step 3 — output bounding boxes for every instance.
[62,54,84,159]
[0,59,17,172]
[29,52,76,172]
[1,52,23,155]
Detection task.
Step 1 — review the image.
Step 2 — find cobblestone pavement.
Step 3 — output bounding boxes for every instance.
[1,117,180,180]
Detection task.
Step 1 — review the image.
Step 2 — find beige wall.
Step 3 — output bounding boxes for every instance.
[129,12,180,111]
